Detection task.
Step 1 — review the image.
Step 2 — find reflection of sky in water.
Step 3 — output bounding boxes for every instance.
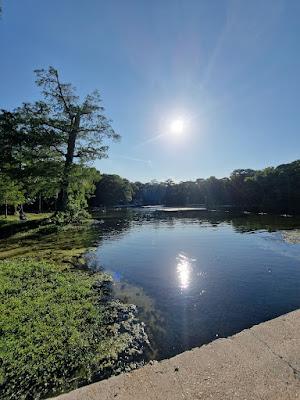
[94,212,300,360]
[258,232,300,261]
[111,271,122,282]
[176,253,196,290]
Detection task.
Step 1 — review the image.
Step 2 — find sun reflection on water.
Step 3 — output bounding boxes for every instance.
[176,253,195,290]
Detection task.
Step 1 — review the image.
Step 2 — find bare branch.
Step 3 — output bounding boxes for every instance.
[52,69,73,120]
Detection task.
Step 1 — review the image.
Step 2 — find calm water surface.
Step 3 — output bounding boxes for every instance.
[94,209,300,360]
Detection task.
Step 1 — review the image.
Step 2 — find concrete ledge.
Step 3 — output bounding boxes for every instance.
[52,310,300,400]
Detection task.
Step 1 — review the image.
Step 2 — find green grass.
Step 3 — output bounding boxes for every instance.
[0,217,149,399]
[0,259,141,400]
[0,213,51,226]
[0,215,98,263]
[0,259,104,399]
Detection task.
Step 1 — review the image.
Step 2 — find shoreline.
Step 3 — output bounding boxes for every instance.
[0,217,151,399]
[282,229,300,244]
[50,308,300,400]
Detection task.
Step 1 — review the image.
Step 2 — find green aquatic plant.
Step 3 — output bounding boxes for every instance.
[0,216,98,262]
[0,259,148,399]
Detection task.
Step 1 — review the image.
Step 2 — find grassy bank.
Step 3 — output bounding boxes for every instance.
[0,215,149,399]
[0,213,98,262]
[0,213,51,225]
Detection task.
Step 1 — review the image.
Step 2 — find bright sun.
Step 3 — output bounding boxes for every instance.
[170,118,185,135]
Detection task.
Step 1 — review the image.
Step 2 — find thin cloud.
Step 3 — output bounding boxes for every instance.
[113,155,153,168]
[134,132,167,149]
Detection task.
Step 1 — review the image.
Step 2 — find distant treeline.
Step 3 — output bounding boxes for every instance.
[92,160,300,214]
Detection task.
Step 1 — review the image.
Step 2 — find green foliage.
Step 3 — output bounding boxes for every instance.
[0,66,119,217]
[51,166,100,224]
[67,166,100,211]
[127,160,300,214]
[0,258,147,399]
[49,210,88,225]
[33,66,120,162]
[93,174,134,206]
[32,67,119,211]
[0,259,102,398]
[0,108,62,214]
[0,174,25,212]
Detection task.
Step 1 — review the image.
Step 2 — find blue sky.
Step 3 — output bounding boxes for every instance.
[1,0,300,182]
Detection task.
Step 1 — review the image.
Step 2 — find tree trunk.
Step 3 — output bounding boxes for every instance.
[57,113,80,211]
[38,193,42,213]
[5,200,7,219]
[54,191,58,212]
[19,204,26,221]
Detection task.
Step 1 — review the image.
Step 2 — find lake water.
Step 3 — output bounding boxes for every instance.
[94,209,300,360]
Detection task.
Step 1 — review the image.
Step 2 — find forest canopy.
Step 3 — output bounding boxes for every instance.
[92,160,300,214]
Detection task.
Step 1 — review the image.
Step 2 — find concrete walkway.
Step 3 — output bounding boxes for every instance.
[52,310,300,400]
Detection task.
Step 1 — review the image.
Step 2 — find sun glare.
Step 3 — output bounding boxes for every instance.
[170,118,185,135]
[176,253,194,289]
